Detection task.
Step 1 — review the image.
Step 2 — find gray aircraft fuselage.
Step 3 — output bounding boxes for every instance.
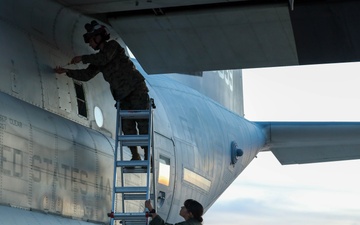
[0,0,266,224]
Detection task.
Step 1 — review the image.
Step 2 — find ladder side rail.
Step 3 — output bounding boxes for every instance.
[145,102,154,225]
[110,101,121,225]
[150,106,157,212]
[145,106,152,201]
[118,104,126,215]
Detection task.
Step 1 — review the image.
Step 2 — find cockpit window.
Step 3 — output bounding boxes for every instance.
[74,82,87,118]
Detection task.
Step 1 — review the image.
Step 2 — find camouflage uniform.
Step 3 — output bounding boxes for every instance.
[150,215,202,225]
[66,40,149,160]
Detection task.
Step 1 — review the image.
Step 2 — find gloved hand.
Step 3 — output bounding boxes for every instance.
[54,66,68,74]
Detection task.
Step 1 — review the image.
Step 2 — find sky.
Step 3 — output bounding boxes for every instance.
[203,62,360,225]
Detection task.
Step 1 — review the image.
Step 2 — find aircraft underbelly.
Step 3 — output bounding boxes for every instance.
[0,91,114,223]
[0,205,98,225]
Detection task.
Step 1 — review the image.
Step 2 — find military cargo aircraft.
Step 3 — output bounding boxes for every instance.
[1,1,360,225]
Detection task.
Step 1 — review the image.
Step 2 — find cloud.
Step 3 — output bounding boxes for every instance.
[205,196,360,225]
[203,152,360,225]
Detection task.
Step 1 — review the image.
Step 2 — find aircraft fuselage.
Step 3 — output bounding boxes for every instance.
[0,0,266,223]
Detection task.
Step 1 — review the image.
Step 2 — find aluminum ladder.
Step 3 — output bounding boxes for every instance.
[109,98,156,225]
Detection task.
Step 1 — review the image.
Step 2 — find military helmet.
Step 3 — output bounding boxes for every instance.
[83,20,110,43]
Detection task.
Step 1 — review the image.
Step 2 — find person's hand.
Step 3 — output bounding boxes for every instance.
[70,56,82,64]
[54,66,68,74]
[145,199,153,211]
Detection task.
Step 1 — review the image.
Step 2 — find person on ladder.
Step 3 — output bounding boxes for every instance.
[54,20,149,161]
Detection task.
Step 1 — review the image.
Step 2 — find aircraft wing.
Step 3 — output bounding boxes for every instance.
[258,122,360,165]
[57,0,360,74]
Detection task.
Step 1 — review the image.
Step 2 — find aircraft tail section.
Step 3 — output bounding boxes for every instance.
[162,69,244,116]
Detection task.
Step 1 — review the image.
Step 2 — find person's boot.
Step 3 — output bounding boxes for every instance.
[143,146,148,160]
[130,147,141,160]
[143,146,153,168]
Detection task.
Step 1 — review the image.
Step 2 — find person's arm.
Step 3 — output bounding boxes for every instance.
[150,215,167,225]
[145,199,167,225]
[145,200,176,225]
[145,199,158,219]
[66,64,100,81]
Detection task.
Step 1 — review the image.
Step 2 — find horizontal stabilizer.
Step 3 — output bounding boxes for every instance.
[258,122,360,165]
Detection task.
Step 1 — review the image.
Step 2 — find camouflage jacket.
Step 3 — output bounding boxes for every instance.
[66,40,146,100]
[150,215,202,225]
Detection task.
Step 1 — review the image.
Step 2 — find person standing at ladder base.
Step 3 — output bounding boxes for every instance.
[54,20,149,161]
[145,199,204,225]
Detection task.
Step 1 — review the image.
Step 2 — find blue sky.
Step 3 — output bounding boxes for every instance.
[204,62,360,225]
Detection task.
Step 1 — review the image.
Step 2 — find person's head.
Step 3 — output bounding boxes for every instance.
[179,199,204,223]
[83,20,110,50]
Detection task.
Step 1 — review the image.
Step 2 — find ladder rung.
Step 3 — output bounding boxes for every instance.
[112,212,147,220]
[118,135,149,146]
[123,193,155,200]
[121,221,148,225]
[119,110,150,119]
[122,167,149,174]
[116,160,148,167]
[116,160,149,173]
[123,193,146,200]
[115,186,147,193]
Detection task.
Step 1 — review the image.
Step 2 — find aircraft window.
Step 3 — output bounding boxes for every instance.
[158,155,170,186]
[94,106,104,127]
[183,168,211,192]
[74,82,87,118]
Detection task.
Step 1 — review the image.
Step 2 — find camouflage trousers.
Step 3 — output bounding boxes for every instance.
[119,83,149,159]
